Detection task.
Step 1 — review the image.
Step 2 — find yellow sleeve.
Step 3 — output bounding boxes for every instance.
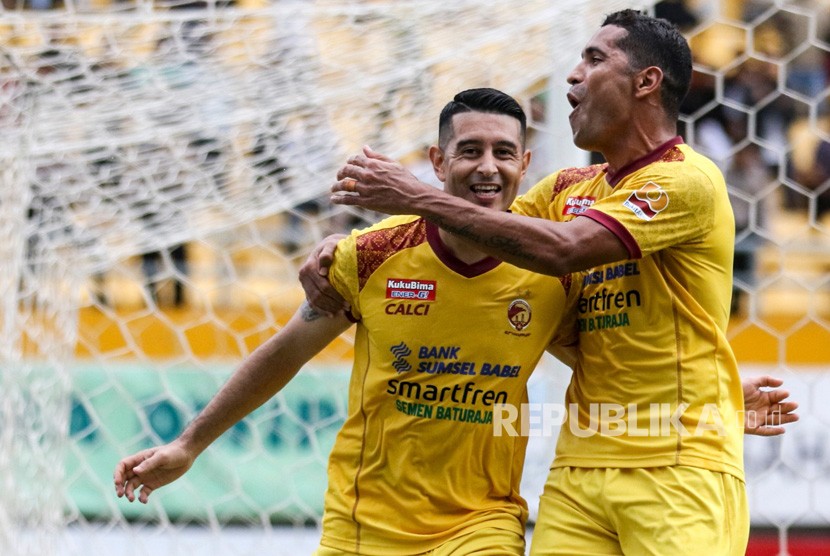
[549,271,584,350]
[584,164,723,257]
[510,172,559,218]
[328,232,362,320]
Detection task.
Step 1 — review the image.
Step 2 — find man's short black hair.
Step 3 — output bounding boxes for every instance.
[438,88,527,149]
[603,9,693,121]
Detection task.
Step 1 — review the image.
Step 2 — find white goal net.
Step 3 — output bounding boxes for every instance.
[1,0,828,554]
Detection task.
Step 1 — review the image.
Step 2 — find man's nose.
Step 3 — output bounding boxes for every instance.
[478,153,498,175]
[567,62,583,85]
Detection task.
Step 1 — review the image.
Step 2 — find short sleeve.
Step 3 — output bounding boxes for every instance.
[549,271,584,349]
[581,165,718,258]
[328,232,362,320]
[510,173,558,219]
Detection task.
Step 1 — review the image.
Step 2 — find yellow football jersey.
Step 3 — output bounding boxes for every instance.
[512,137,744,480]
[320,215,577,555]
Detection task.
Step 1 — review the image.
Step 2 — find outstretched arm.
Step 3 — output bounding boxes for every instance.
[742,375,799,436]
[331,146,627,276]
[113,304,351,503]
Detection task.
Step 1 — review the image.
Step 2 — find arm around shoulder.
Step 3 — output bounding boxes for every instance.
[426,199,629,276]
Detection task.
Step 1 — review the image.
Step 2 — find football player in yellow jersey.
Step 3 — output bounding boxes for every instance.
[114,88,581,556]
[321,9,799,556]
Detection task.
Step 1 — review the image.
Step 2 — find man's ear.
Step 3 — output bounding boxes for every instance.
[634,66,663,99]
[521,149,532,181]
[428,145,446,182]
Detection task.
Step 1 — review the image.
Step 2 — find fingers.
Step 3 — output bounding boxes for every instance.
[330,179,365,207]
[778,401,799,415]
[776,411,799,425]
[343,147,388,165]
[122,474,155,504]
[744,417,782,436]
[331,177,360,197]
[114,462,129,497]
[363,145,392,161]
[302,277,348,316]
[317,244,337,274]
[340,146,387,166]
[297,236,350,316]
[331,176,362,206]
[750,414,797,436]
[755,375,784,388]
[336,146,389,184]
[767,389,790,405]
[298,266,348,316]
[744,403,800,436]
[347,153,367,167]
[765,389,799,424]
[124,474,142,502]
[138,485,155,504]
[114,449,163,503]
[336,158,364,181]
[342,178,357,193]
[114,451,151,497]
[316,235,345,274]
[749,425,786,437]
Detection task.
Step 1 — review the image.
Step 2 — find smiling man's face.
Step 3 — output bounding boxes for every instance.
[430,111,530,212]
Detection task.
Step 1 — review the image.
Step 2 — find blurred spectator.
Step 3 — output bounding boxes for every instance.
[788,116,830,221]
[523,92,559,189]
[404,145,443,189]
[727,144,771,313]
[814,140,830,220]
[728,144,771,233]
[723,59,795,172]
[654,0,698,32]
[142,244,189,308]
[632,23,792,309]
[691,100,772,313]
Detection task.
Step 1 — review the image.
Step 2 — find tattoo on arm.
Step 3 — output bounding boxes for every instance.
[300,302,323,322]
[432,217,538,262]
[485,236,538,262]
[431,218,482,243]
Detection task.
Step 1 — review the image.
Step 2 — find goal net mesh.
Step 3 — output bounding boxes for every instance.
[1,0,827,554]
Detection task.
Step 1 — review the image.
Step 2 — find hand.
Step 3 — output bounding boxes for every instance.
[114,443,194,504]
[331,146,436,214]
[742,375,799,436]
[298,234,348,316]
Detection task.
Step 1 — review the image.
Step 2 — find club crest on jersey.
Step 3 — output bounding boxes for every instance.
[623,182,669,221]
[386,278,437,301]
[507,299,531,331]
[562,195,596,216]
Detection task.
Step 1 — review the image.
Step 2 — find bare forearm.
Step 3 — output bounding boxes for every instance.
[427,199,550,270]
[178,305,349,455]
[178,338,301,455]
[332,147,628,274]
[412,189,588,275]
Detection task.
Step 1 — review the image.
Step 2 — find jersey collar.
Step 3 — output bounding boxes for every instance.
[605,136,684,187]
[426,221,502,277]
